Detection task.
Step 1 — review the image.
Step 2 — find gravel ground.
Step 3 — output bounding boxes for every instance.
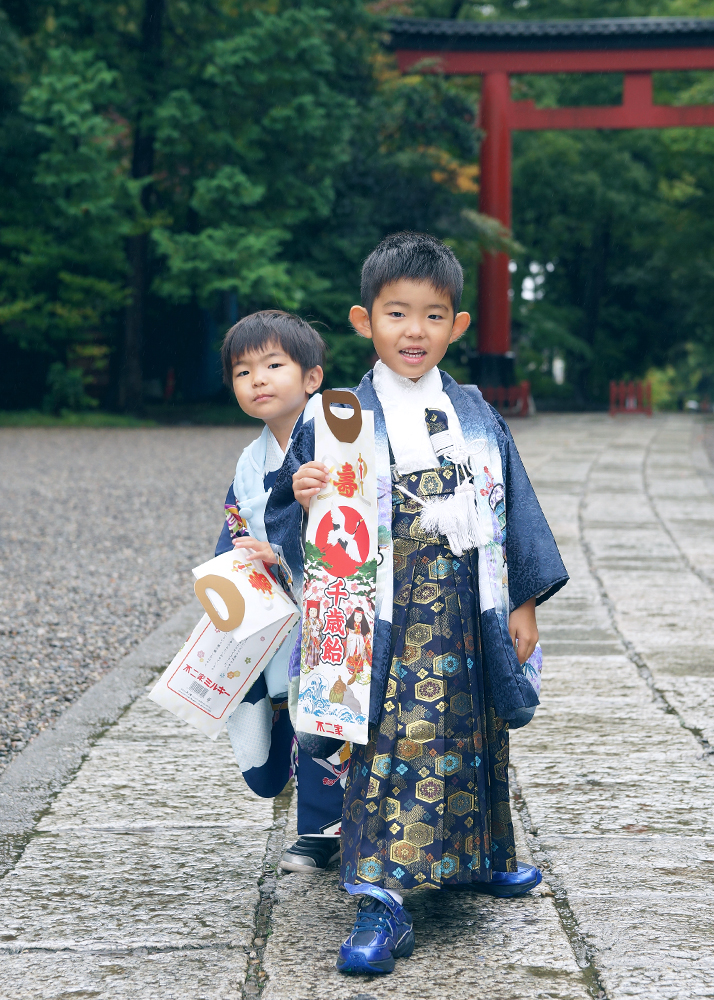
[0,427,258,774]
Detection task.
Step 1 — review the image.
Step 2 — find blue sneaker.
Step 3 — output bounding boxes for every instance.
[336,884,415,975]
[473,862,542,898]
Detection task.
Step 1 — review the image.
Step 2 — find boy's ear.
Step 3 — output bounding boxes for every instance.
[349,305,373,340]
[305,365,323,394]
[449,311,471,344]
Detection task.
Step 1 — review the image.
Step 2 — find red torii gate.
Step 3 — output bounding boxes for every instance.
[389,16,714,387]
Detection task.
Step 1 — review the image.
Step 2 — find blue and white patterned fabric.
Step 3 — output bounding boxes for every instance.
[265,367,568,730]
[214,393,345,833]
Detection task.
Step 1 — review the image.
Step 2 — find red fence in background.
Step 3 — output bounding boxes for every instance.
[609,380,652,416]
[482,381,531,417]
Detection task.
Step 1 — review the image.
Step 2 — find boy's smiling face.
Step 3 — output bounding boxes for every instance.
[349,279,470,381]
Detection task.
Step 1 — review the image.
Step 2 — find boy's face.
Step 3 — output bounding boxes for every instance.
[231,341,322,424]
[349,279,470,381]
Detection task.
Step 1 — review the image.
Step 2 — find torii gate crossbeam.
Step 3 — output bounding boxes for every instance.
[390,16,714,387]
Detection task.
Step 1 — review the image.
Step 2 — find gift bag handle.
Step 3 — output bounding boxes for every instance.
[194,575,245,632]
[322,390,362,444]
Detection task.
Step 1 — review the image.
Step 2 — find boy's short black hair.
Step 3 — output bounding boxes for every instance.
[361,232,464,317]
[221,310,325,387]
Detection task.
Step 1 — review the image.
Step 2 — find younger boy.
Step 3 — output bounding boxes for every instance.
[265,234,568,973]
[216,309,346,873]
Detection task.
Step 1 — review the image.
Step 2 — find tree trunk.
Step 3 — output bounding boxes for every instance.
[575,220,610,406]
[120,233,148,413]
[118,0,165,414]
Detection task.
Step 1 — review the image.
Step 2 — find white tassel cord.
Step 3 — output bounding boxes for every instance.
[395,471,488,557]
[420,486,485,556]
[455,479,489,549]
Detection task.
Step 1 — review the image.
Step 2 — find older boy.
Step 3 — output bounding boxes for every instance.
[266,234,568,973]
[216,309,345,874]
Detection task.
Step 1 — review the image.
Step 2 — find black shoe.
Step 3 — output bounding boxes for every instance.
[279,835,340,873]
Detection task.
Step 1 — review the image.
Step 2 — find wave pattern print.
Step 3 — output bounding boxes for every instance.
[522,644,542,697]
[300,673,367,726]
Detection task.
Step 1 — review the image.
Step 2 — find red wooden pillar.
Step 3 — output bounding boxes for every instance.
[477,71,514,386]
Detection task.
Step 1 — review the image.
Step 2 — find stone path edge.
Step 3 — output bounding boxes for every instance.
[0,599,200,852]
[509,767,607,999]
[579,428,714,758]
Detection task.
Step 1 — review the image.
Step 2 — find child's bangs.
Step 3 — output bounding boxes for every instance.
[361,232,464,316]
[228,326,281,364]
[221,310,325,385]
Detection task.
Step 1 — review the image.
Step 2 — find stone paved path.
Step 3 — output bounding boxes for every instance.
[1,414,713,1000]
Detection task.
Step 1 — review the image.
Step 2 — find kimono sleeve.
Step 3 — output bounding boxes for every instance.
[492,410,569,611]
[215,482,249,557]
[264,418,316,584]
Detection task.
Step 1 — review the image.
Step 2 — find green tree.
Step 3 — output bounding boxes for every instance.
[1,0,501,407]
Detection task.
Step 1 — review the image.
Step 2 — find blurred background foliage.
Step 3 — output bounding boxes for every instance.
[0,0,496,415]
[1,0,714,415]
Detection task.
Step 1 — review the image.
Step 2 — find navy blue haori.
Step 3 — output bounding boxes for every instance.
[266,369,568,732]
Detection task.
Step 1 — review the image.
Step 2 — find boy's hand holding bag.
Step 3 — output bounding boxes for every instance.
[149,550,298,739]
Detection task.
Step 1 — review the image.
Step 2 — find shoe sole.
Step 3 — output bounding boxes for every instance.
[278,851,340,874]
[336,928,415,975]
[278,860,323,873]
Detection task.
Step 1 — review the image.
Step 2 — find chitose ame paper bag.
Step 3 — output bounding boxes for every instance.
[150,551,298,739]
[298,391,377,745]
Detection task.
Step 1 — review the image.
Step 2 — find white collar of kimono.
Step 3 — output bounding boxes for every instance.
[372,359,467,475]
[245,392,323,479]
[371,360,497,616]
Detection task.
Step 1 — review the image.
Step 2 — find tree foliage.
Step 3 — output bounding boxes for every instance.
[0,0,492,409]
[4,0,714,410]
[2,47,134,349]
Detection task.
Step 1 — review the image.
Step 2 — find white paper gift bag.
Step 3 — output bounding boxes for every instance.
[149,551,298,739]
[297,391,378,745]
